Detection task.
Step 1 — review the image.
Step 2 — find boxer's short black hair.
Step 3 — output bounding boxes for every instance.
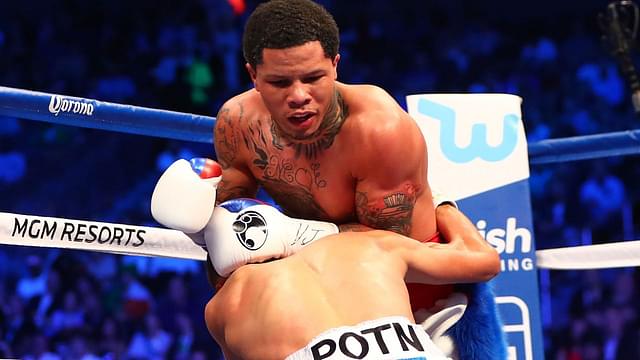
[243,0,339,68]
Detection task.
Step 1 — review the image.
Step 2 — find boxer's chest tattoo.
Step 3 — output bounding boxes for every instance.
[238,91,349,218]
[355,186,417,236]
[260,179,331,220]
[243,124,327,188]
[242,120,330,218]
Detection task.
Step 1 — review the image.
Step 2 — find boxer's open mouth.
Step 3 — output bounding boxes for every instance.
[288,112,315,127]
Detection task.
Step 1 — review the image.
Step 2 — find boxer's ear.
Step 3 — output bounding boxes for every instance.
[246,63,257,86]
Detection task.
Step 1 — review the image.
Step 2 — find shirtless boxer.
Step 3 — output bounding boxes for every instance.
[212,0,499,314]
[200,199,497,360]
[151,157,505,358]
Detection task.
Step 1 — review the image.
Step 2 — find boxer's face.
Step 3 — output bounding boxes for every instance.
[247,41,339,141]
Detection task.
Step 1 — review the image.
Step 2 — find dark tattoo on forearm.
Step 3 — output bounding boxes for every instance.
[215,179,254,204]
[270,89,349,160]
[355,186,417,236]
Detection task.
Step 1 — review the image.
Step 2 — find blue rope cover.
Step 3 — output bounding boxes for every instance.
[2,86,639,163]
[0,86,216,143]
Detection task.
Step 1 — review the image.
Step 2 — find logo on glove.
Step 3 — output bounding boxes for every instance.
[232,211,268,250]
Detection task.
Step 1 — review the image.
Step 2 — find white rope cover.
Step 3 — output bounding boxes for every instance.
[3,211,638,271]
[536,240,640,270]
[0,212,207,261]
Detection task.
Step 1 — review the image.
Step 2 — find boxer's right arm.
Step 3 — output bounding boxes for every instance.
[214,100,259,203]
[208,100,259,287]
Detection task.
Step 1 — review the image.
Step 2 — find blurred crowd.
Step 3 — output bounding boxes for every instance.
[1,0,639,359]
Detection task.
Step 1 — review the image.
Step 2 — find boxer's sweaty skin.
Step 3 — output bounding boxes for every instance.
[215,71,437,241]
[205,230,497,360]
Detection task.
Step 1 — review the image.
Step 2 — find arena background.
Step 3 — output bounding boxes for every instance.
[1,0,639,359]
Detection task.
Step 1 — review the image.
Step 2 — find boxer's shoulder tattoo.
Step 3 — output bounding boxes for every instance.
[270,89,349,160]
[355,185,417,236]
[215,103,243,169]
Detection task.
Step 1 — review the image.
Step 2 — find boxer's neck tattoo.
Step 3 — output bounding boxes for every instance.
[355,186,417,236]
[243,118,272,170]
[242,120,329,218]
[271,90,348,159]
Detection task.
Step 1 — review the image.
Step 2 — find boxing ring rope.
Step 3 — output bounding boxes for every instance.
[3,85,640,163]
[1,85,639,270]
[0,86,215,143]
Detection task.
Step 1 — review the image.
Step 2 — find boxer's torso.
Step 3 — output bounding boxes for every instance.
[219,83,436,237]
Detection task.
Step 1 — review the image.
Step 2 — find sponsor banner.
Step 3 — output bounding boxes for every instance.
[407,94,544,360]
[460,181,543,360]
[406,93,528,200]
[0,212,207,261]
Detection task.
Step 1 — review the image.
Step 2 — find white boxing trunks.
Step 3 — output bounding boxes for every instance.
[286,316,452,360]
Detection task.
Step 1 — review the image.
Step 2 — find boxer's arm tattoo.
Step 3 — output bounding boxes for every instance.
[355,189,416,236]
[215,180,254,204]
[214,105,242,169]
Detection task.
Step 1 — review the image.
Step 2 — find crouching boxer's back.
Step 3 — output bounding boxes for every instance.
[205,231,458,360]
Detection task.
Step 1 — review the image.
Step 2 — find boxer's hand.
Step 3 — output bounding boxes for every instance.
[205,198,338,277]
[150,158,222,234]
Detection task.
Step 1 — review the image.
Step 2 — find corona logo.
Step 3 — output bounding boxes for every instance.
[48,95,94,116]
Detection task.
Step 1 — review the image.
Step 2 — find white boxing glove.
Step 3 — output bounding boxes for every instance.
[205,198,338,277]
[151,158,222,234]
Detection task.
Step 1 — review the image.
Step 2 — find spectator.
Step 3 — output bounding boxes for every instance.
[126,312,173,360]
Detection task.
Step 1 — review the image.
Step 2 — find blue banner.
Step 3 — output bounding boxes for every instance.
[407,93,544,360]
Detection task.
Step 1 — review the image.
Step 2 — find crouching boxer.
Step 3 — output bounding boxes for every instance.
[203,199,497,360]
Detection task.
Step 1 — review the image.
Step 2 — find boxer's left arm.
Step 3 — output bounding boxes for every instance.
[353,112,499,283]
[351,112,433,239]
